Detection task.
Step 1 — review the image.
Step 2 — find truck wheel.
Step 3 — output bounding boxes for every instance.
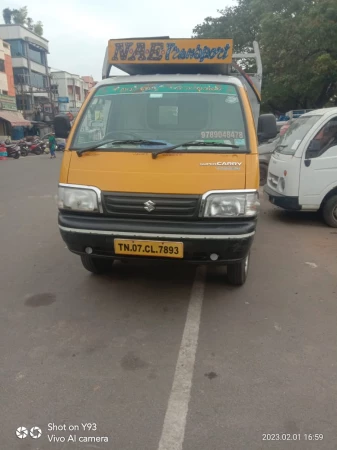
[227,254,249,286]
[80,255,113,274]
[322,195,337,228]
[259,163,268,186]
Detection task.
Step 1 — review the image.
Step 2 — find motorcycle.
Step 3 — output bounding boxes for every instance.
[17,139,29,157]
[2,141,20,159]
[26,138,46,155]
[42,135,65,153]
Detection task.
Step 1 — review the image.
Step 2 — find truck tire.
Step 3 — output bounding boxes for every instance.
[322,195,337,228]
[80,255,113,274]
[227,254,249,286]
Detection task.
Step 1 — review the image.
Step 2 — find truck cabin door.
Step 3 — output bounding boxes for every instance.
[299,116,337,208]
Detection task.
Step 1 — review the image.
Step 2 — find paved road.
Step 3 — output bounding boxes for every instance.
[1,155,337,450]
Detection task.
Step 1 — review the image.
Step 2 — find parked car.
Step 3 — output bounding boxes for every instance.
[258,136,279,185]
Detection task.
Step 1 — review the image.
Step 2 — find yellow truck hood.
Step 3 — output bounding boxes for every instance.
[65,151,250,194]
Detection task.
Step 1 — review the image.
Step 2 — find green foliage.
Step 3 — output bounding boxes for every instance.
[11,6,28,25]
[2,8,12,24]
[193,0,337,112]
[33,21,43,37]
[2,6,43,36]
[26,17,34,31]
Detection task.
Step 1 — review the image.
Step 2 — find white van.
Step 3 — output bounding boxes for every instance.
[264,108,337,227]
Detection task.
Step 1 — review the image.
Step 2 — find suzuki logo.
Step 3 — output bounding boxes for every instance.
[144,200,156,212]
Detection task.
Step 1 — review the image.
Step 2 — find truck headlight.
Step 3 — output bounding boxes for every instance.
[278,177,285,192]
[202,191,259,218]
[58,185,100,212]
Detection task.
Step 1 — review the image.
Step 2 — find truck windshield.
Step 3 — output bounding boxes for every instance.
[276,115,322,155]
[71,83,248,152]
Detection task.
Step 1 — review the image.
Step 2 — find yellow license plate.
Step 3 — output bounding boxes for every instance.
[114,239,183,258]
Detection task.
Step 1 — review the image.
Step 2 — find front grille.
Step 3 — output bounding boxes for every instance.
[103,192,200,220]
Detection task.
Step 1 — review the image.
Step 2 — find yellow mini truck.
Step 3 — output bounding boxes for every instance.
[55,38,277,285]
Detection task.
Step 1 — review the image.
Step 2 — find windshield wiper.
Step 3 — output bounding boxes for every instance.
[274,144,287,152]
[76,139,168,156]
[152,141,239,159]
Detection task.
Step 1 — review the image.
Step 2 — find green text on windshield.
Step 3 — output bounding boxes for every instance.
[71,82,248,152]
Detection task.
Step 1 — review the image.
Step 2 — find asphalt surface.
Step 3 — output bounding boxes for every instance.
[1,154,337,450]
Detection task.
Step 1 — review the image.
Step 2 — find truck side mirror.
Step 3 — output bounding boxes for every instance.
[54,115,71,139]
[257,114,278,144]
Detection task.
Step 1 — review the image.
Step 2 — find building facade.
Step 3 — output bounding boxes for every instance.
[0,39,15,96]
[0,37,30,140]
[0,25,52,120]
[51,71,91,115]
[82,76,97,93]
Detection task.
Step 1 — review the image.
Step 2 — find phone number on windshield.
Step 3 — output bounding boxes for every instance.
[201,131,244,139]
[262,434,324,441]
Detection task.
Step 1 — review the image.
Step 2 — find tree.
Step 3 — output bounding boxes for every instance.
[33,21,43,37]
[1,6,44,36]
[193,0,337,112]
[2,8,12,24]
[11,6,28,25]
[26,17,34,31]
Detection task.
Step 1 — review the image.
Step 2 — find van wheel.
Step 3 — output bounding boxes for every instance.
[322,195,337,228]
[80,255,113,274]
[227,253,249,286]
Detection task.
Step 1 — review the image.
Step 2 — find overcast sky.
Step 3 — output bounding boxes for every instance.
[4,0,234,80]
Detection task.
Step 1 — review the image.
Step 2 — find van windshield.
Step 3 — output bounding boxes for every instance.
[276,115,322,155]
[71,83,248,152]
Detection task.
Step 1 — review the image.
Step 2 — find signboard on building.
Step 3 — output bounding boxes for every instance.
[58,97,69,103]
[58,103,67,113]
[0,94,17,111]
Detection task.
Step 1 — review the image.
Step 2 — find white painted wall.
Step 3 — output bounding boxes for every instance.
[11,57,28,69]
[51,71,87,113]
[0,25,49,51]
[31,60,47,75]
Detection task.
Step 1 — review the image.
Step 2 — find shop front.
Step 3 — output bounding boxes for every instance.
[0,94,31,140]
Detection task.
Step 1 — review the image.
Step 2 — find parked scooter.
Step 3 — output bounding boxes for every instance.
[26,137,46,155]
[3,140,20,159]
[17,139,29,157]
[42,134,65,153]
[56,138,66,151]
[7,144,21,159]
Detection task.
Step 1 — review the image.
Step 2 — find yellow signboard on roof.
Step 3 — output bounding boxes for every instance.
[108,38,233,65]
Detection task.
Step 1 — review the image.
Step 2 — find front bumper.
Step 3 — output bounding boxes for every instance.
[264,185,301,211]
[59,213,256,264]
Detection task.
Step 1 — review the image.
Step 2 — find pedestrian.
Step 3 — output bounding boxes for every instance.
[49,134,57,159]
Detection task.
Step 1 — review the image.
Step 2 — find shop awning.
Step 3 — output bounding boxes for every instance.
[0,110,31,127]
